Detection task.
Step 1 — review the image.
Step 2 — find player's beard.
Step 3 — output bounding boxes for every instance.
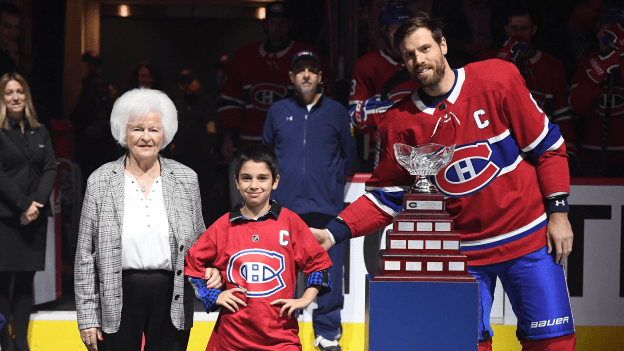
[411,56,447,89]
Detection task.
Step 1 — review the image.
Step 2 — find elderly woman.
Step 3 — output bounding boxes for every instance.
[74,88,220,351]
[0,73,57,351]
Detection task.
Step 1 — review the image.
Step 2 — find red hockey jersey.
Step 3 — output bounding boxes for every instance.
[349,50,420,128]
[569,50,624,165]
[185,205,332,350]
[217,41,329,142]
[340,59,570,266]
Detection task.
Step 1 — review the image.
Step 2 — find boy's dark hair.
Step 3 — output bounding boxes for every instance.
[235,144,279,181]
[393,12,445,49]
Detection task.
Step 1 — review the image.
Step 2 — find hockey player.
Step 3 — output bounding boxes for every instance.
[217,1,329,206]
[480,6,578,174]
[185,144,333,351]
[313,14,576,351]
[349,2,419,168]
[568,8,624,176]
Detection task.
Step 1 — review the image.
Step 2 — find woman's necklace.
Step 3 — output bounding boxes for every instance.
[136,174,154,192]
[127,161,158,192]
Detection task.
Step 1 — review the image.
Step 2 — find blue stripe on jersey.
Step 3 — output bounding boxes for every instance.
[489,134,523,170]
[369,189,405,213]
[526,122,563,164]
[460,216,548,252]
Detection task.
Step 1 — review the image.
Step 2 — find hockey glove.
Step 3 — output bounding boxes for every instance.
[497,36,529,63]
[586,50,621,83]
[603,23,624,56]
[350,97,394,129]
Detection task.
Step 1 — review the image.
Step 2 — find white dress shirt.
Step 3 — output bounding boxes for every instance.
[121,175,172,270]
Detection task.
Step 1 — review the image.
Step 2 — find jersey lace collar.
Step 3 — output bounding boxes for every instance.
[411,68,465,115]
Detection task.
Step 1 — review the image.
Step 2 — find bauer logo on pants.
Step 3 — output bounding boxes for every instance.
[227,249,286,297]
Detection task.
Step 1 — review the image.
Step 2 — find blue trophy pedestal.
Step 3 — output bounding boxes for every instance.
[365,274,479,350]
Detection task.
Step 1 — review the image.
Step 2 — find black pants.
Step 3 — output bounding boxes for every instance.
[0,271,35,351]
[99,270,190,351]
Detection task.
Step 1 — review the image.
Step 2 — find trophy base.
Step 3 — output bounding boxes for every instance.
[370,269,477,282]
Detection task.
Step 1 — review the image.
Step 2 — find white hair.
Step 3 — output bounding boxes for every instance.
[110,88,178,149]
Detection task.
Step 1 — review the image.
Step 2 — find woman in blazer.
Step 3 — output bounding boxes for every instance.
[0,73,57,351]
[74,88,220,351]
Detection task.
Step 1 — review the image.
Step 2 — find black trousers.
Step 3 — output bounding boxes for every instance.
[99,270,190,351]
[0,271,35,351]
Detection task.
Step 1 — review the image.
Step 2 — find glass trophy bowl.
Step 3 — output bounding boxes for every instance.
[394,143,455,193]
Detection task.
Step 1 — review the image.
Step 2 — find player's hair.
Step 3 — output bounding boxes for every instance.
[505,4,536,26]
[235,144,280,182]
[110,88,178,149]
[393,13,445,49]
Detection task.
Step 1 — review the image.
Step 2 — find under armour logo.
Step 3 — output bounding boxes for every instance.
[555,200,566,206]
[252,234,259,242]
[286,116,293,121]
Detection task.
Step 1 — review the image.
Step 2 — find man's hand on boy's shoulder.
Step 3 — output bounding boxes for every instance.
[216,288,248,313]
[205,267,224,289]
[310,227,333,251]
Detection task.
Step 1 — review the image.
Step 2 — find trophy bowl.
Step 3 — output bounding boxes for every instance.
[394,143,455,193]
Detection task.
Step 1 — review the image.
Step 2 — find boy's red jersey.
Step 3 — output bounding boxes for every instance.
[185,204,332,350]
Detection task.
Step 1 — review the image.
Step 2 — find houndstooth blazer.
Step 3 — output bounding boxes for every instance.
[74,154,206,333]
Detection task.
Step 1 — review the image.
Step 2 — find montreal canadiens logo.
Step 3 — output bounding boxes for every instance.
[433,142,501,197]
[249,83,288,111]
[227,249,286,297]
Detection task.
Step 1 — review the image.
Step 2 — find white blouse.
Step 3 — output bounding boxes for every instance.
[121,174,172,271]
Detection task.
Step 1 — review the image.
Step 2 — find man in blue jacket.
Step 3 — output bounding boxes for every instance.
[262,50,356,351]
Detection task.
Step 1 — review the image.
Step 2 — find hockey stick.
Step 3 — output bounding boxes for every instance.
[600,73,615,175]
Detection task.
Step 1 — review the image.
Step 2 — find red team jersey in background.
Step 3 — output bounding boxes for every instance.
[218,41,329,143]
[569,51,624,165]
[185,206,332,350]
[340,60,570,266]
[479,50,576,155]
[349,50,420,127]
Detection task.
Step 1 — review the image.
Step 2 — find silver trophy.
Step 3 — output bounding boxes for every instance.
[394,143,455,193]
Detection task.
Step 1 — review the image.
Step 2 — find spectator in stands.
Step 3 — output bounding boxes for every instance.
[480,5,579,174]
[74,88,221,351]
[0,3,20,77]
[568,8,624,176]
[165,69,220,224]
[0,73,57,351]
[125,60,164,92]
[70,73,119,189]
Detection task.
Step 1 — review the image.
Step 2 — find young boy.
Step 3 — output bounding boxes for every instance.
[185,144,333,351]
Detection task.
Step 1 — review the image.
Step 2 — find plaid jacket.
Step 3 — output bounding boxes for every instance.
[74,154,206,333]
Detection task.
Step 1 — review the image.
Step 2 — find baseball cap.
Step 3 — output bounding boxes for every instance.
[379,3,413,28]
[291,50,320,69]
[265,1,291,20]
